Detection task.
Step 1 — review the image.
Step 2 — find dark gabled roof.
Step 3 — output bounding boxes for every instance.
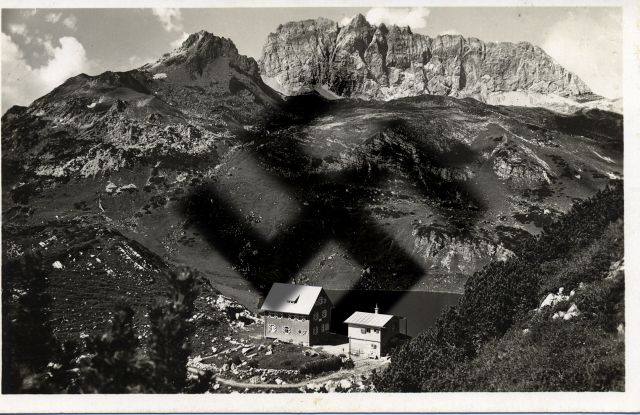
[344,311,395,328]
[260,283,326,315]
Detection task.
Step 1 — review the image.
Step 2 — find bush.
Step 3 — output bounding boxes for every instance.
[299,356,342,375]
[342,358,355,370]
[375,182,624,392]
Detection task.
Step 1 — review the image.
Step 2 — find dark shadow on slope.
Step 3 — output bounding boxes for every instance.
[179,92,486,311]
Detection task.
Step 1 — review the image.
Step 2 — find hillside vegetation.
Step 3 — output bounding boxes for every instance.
[374,181,624,391]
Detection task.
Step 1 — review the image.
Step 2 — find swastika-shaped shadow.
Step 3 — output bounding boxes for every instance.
[180,94,482,310]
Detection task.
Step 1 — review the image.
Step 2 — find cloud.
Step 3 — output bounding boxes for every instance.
[45,12,62,24]
[2,33,34,111]
[170,32,190,49]
[63,15,78,31]
[2,33,97,112]
[9,24,33,44]
[365,7,430,29]
[339,16,352,26]
[123,55,154,70]
[439,29,461,36]
[152,8,183,32]
[542,9,621,99]
[9,24,28,36]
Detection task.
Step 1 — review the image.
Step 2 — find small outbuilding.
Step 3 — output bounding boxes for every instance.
[344,306,407,359]
[260,283,333,346]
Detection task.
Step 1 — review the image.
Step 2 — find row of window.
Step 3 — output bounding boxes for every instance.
[267,323,331,335]
[264,312,306,320]
[360,328,380,334]
[268,324,308,336]
[265,309,328,321]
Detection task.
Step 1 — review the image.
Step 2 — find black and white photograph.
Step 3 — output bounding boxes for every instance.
[0,0,637,412]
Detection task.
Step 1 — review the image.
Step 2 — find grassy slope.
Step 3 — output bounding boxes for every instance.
[374,182,624,391]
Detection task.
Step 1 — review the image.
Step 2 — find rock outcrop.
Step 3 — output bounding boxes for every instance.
[412,224,513,275]
[260,14,598,111]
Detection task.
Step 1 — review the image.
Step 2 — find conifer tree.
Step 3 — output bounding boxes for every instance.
[2,249,56,393]
[77,303,151,393]
[148,268,199,392]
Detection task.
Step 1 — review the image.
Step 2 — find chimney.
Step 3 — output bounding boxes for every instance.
[374,304,379,314]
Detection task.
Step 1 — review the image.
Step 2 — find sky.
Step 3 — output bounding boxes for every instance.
[1,7,622,111]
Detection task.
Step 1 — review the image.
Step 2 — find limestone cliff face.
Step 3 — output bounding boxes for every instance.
[412,225,513,275]
[260,14,592,105]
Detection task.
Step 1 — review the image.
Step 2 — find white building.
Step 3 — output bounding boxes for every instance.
[344,306,407,359]
[260,283,333,346]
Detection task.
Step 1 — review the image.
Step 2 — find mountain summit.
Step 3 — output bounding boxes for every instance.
[260,15,615,113]
[145,30,260,78]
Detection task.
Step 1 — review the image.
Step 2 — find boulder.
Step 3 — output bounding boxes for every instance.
[105,182,118,193]
[339,379,352,390]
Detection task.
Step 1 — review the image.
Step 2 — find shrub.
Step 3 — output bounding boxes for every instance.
[299,356,342,375]
[375,182,624,392]
[148,268,200,393]
[2,250,57,393]
[76,304,152,393]
[342,358,355,369]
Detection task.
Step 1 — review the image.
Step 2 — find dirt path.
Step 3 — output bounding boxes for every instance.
[214,359,387,390]
[216,369,355,390]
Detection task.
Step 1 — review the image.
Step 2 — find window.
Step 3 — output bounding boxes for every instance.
[324,323,330,332]
[371,344,377,349]
[313,326,318,335]
[268,324,277,333]
[313,312,319,321]
[298,329,307,335]
[283,326,290,334]
[318,297,325,305]
[277,313,282,319]
[321,309,327,319]
[361,328,366,334]
[374,329,379,334]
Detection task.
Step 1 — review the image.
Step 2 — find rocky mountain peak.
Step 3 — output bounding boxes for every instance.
[147,30,259,78]
[259,16,608,113]
[376,22,389,35]
[346,13,370,29]
[177,30,239,58]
